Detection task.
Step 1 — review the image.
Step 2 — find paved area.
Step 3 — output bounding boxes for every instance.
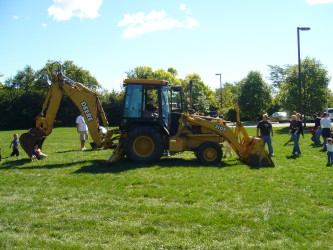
[227,122,315,127]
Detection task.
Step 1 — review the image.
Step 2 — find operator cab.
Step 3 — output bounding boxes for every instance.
[121,79,183,135]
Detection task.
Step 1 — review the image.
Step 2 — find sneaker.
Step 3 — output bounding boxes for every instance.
[270,154,275,157]
[80,147,87,151]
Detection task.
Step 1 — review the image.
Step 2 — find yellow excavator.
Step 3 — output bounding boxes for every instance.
[20,63,274,167]
[19,63,118,157]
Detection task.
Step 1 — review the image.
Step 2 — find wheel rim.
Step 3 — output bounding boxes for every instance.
[133,136,154,157]
[203,147,218,162]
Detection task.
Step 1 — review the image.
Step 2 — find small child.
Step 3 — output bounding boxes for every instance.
[33,144,47,160]
[223,141,233,158]
[289,115,299,135]
[326,138,333,166]
[9,134,20,157]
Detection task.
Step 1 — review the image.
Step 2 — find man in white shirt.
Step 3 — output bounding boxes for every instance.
[320,112,332,151]
[76,115,88,151]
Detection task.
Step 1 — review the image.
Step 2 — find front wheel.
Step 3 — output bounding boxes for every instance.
[197,141,222,165]
[124,126,164,162]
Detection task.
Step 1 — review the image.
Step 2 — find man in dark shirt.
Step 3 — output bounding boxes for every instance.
[146,98,157,112]
[256,114,274,157]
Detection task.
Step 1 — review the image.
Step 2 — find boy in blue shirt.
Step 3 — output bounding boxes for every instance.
[9,134,20,157]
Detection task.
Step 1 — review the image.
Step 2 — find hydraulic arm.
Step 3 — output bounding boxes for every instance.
[20,68,113,157]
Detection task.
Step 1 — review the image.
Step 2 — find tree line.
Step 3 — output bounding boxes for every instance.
[0,58,331,130]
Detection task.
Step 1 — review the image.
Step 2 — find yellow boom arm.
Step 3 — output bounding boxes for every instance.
[20,72,111,157]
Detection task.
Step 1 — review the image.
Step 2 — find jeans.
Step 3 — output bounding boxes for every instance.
[327,151,333,164]
[292,134,301,155]
[261,135,273,155]
[315,127,322,144]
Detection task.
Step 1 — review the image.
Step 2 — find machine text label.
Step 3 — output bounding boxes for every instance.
[81,101,94,122]
[214,124,226,132]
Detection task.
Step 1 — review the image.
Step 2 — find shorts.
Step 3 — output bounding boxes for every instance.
[79,131,89,140]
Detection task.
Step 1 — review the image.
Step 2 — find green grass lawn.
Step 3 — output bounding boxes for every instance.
[0,126,333,249]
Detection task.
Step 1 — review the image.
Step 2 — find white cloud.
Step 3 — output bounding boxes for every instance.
[48,0,103,21]
[180,4,191,14]
[306,0,333,4]
[41,23,47,28]
[118,9,199,39]
[12,16,19,20]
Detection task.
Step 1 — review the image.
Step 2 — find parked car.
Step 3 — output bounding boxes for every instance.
[270,112,289,123]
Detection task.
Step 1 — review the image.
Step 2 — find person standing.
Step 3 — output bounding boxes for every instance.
[256,114,274,157]
[290,114,304,156]
[320,112,332,151]
[9,133,20,157]
[76,115,88,151]
[314,114,322,145]
[326,138,333,166]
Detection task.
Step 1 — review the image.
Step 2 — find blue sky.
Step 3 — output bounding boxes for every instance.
[1,0,333,91]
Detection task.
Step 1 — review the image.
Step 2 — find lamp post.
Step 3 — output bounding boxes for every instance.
[297,27,310,120]
[215,73,222,108]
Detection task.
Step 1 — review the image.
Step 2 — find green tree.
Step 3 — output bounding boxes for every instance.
[149,69,176,83]
[167,67,178,77]
[214,82,239,115]
[125,66,153,79]
[4,65,36,91]
[273,57,331,114]
[238,71,272,121]
[0,73,4,87]
[183,73,215,113]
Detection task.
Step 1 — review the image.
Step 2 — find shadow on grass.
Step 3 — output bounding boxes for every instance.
[0,158,90,170]
[0,158,30,169]
[74,155,275,174]
[275,126,312,135]
[275,127,290,135]
[0,155,274,173]
[56,149,84,154]
[73,156,247,174]
[286,154,301,160]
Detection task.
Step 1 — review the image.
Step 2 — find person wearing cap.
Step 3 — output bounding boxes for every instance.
[256,114,274,157]
[320,112,332,151]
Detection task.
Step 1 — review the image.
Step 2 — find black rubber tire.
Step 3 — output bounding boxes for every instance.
[124,126,164,162]
[197,141,223,165]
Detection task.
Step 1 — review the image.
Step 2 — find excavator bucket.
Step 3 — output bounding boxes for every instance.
[103,141,124,165]
[240,136,274,167]
[20,127,46,157]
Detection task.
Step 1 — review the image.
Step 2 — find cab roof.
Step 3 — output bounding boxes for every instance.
[123,79,169,86]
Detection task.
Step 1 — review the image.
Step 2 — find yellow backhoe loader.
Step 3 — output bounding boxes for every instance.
[20,63,118,157]
[105,79,274,167]
[20,63,273,167]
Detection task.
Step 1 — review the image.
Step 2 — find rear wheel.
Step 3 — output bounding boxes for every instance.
[124,126,164,162]
[197,141,222,165]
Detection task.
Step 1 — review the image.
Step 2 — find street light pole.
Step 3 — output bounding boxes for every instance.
[297,26,310,120]
[215,73,222,108]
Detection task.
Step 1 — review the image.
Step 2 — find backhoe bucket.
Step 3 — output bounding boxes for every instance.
[104,141,124,165]
[240,136,274,167]
[20,128,46,157]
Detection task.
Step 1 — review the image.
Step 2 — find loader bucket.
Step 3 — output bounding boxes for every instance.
[240,136,274,167]
[20,127,46,157]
